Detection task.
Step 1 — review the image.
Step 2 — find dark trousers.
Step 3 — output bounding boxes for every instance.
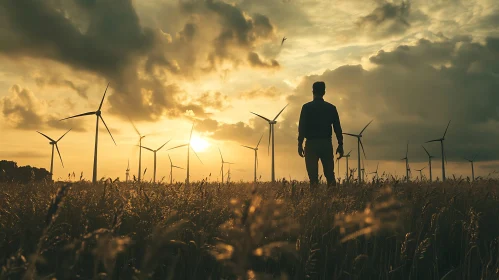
[305,138,336,186]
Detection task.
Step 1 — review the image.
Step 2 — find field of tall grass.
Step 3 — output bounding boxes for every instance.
[1,177,499,279]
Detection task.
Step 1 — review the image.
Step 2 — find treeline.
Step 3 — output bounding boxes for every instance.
[0,160,50,183]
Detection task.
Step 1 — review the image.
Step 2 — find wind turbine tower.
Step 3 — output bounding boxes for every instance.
[60,83,116,183]
[426,120,451,181]
[241,134,264,183]
[421,145,434,182]
[140,140,171,183]
[36,129,71,180]
[343,120,373,183]
[250,105,288,182]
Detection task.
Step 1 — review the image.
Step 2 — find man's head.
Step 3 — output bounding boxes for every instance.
[312,81,325,97]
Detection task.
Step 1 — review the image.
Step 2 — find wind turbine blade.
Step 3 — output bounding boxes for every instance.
[359,139,366,159]
[130,120,141,136]
[250,112,271,122]
[218,147,223,161]
[191,147,203,164]
[55,143,64,168]
[346,150,352,156]
[98,82,110,111]
[268,124,271,155]
[60,111,95,121]
[256,133,264,148]
[443,120,451,138]
[406,142,408,158]
[168,154,172,165]
[422,145,430,157]
[36,131,55,142]
[57,128,72,142]
[166,144,188,150]
[99,115,116,145]
[359,120,373,135]
[256,152,258,168]
[141,146,154,152]
[157,139,171,151]
[421,167,426,170]
[173,166,184,169]
[272,104,288,121]
[343,133,360,137]
[425,139,441,143]
[189,123,194,141]
[225,162,235,164]
[241,145,254,150]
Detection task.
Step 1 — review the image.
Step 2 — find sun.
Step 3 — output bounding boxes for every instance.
[190,135,210,152]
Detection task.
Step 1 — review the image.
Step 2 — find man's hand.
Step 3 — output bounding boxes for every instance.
[336,144,344,158]
[298,145,305,157]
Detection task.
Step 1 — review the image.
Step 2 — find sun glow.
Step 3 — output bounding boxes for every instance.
[190,135,210,152]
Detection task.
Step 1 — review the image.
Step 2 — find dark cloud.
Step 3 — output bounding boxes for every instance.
[198,35,499,164]
[238,86,283,99]
[0,0,278,121]
[35,75,89,99]
[1,84,86,131]
[1,85,44,129]
[356,1,427,39]
[247,52,280,69]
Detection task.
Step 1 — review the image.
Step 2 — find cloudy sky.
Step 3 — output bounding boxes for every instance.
[1,0,498,182]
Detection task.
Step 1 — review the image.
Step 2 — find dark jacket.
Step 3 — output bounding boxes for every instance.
[298,97,343,146]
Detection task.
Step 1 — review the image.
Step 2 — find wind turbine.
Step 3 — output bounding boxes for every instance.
[343,120,373,183]
[218,147,235,185]
[241,134,264,183]
[415,167,426,181]
[250,104,288,182]
[421,145,434,182]
[369,162,379,181]
[426,120,451,181]
[168,154,184,185]
[180,124,203,185]
[130,121,150,182]
[60,83,116,183]
[341,150,352,182]
[140,139,171,183]
[126,159,130,182]
[464,155,476,181]
[36,129,71,180]
[401,142,410,183]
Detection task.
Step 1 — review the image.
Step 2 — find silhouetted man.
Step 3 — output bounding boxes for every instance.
[298,81,344,186]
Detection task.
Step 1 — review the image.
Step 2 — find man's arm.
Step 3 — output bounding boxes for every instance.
[332,106,343,146]
[298,105,306,146]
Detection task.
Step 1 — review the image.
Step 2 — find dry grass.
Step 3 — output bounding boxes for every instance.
[1,176,499,279]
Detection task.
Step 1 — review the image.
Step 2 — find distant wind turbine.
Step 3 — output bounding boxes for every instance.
[168,154,184,185]
[281,37,287,46]
[421,145,434,182]
[369,162,379,181]
[251,104,288,182]
[401,142,410,183]
[36,129,71,180]
[130,121,150,183]
[343,120,373,183]
[415,167,426,181]
[426,120,451,181]
[464,155,477,181]
[217,147,235,185]
[140,139,171,183]
[241,134,264,183]
[343,150,352,182]
[178,124,203,185]
[126,159,130,182]
[60,83,116,183]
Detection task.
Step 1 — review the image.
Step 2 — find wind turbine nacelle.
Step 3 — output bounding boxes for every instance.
[269,120,277,124]
[96,111,101,116]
